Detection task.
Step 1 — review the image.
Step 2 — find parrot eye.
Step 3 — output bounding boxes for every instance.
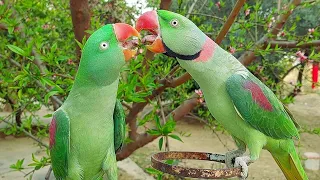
[170,19,179,27]
[99,42,109,50]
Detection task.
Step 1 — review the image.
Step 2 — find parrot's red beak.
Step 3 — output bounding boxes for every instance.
[114,23,140,61]
[136,11,166,53]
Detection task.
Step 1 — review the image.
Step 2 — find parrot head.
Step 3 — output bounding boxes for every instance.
[136,10,207,61]
[79,23,139,86]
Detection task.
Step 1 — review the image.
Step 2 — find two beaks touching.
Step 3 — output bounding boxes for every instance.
[113,10,167,62]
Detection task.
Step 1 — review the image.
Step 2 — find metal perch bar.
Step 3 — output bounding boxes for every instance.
[151,151,243,179]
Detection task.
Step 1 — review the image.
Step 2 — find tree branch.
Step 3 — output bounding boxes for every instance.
[215,0,246,44]
[160,0,172,10]
[267,40,320,49]
[186,0,199,19]
[70,0,91,60]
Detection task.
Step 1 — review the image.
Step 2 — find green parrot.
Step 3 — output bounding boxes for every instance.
[49,23,139,180]
[136,10,308,180]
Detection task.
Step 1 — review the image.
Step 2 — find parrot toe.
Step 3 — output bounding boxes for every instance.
[234,156,251,180]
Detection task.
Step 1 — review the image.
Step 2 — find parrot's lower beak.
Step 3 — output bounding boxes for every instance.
[114,23,140,61]
[135,11,166,54]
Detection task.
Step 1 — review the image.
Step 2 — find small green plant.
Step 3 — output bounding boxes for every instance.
[146,116,183,151]
[10,158,25,171]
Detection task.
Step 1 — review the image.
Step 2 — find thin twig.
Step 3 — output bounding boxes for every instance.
[168,65,180,77]
[198,0,208,12]
[1,119,49,148]
[24,169,35,177]
[281,63,302,79]
[121,102,132,111]
[45,166,52,180]
[157,96,170,151]
[186,0,199,19]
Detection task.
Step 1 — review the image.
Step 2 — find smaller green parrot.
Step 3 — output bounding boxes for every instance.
[136,10,308,180]
[49,23,139,180]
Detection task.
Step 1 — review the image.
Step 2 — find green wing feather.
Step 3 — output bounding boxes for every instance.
[49,109,70,179]
[226,73,299,139]
[282,104,300,129]
[113,99,126,153]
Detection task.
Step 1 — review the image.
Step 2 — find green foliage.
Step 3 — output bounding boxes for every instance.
[9,151,51,178]
[145,167,164,180]
[147,115,183,150]
[10,158,25,171]
[28,152,51,170]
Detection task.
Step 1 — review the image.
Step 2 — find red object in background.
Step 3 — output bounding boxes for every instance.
[312,62,319,89]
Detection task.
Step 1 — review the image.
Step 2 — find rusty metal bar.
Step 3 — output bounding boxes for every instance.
[151,151,242,179]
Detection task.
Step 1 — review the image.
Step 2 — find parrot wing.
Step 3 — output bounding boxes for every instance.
[113,99,126,153]
[225,72,299,139]
[49,109,70,178]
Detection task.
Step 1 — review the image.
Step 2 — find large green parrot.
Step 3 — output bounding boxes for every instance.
[136,10,308,180]
[49,23,139,180]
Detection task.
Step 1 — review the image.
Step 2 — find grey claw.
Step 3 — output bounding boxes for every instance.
[234,156,251,180]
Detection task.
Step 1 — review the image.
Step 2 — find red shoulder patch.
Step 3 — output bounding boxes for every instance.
[243,81,273,111]
[49,117,57,149]
[194,36,216,62]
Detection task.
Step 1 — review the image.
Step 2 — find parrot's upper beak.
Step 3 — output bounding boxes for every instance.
[135,11,166,53]
[114,23,140,61]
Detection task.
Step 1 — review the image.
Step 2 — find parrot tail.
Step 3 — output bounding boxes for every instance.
[271,148,308,180]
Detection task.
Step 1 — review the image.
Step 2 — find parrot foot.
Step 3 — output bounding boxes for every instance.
[234,156,252,180]
[225,149,245,168]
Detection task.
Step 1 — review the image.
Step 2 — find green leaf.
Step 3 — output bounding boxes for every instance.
[162,119,176,135]
[165,159,179,165]
[157,175,163,180]
[41,77,56,86]
[45,91,59,104]
[52,42,58,51]
[43,114,52,118]
[10,159,25,170]
[168,134,183,142]
[128,95,146,103]
[7,45,26,56]
[13,75,25,82]
[155,116,162,131]
[158,137,163,150]
[18,89,22,99]
[31,154,39,163]
[145,167,163,175]
[146,129,161,136]
[75,39,83,50]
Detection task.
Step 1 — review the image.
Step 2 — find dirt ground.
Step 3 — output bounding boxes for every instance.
[0,94,319,179]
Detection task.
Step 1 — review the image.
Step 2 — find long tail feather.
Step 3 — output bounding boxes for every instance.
[272,148,308,180]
